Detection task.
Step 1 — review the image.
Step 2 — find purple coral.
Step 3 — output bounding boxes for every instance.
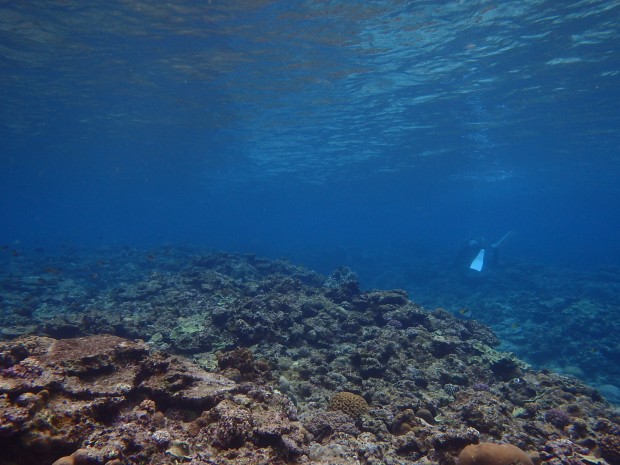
[545,408,571,428]
[471,383,490,392]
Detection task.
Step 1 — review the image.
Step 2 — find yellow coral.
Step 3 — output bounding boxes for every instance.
[328,392,369,418]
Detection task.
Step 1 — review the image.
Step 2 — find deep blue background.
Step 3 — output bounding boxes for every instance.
[1,1,619,280]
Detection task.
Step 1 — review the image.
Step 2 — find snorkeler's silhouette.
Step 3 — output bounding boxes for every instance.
[456,231,513,272]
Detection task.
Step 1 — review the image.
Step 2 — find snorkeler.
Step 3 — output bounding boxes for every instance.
[457,231,513,272]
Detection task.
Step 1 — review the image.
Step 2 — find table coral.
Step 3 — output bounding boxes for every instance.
[0,335,306,465]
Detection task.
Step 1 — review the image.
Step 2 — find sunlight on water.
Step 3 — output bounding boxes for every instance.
[1,0,618,183]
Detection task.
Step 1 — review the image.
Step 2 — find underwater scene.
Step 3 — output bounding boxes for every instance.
[1,1,620,465]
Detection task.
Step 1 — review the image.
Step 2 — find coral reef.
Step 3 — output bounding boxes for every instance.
[0,248,619,464]
[0,334,305,465]
[356,253,620,401]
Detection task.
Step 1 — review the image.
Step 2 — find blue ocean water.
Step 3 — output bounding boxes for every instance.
[1,2,620,393]
[1,0,618,267]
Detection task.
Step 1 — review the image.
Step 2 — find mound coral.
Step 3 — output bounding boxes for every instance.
[458,442,534,465]
[328,391,369,418]
[51,449,89,465]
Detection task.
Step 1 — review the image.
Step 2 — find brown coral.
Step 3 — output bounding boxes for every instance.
[51,449,89,465]
[328,392,369,418]
[599,433,620,465]
[216,347,270,381]
[458,442,534,465]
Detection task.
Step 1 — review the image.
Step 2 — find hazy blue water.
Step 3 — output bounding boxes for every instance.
[1,1,619,273]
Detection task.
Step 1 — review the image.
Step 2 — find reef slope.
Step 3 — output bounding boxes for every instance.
[0,251,619,464]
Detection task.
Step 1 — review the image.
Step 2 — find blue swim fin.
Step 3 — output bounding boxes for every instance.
[470,249,485,271]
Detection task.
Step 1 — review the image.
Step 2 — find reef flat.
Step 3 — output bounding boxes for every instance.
[0,247,619,465]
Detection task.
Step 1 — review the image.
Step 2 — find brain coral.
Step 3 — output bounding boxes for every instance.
[458,442,533,465]
[328,392,369,418]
